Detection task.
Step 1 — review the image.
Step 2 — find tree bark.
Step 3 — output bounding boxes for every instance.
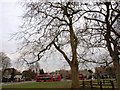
[112,56,120,90]
[105,2,120,90]
[71,63,80,90]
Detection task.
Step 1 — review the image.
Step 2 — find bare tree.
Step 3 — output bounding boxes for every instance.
[0,52,11,73]
[15,1,120,89]
[15,1,87,89]
[83,2,120,90]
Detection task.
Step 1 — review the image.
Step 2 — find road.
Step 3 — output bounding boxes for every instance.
[1,81,35,86]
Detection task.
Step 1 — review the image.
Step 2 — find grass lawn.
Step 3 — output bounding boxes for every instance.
[2,81,71,88]
[1,79,117,90]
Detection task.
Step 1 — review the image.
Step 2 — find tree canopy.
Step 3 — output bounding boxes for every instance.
[14,1,120,89]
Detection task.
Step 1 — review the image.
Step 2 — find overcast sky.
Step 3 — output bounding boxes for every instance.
[0,0,71,72]
[0,0,22,53]
[0,0,101,73]
[0,0,24,71]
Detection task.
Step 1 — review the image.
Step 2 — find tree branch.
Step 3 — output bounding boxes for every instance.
[84,16,106,23]
[53,42,71,66]
[111,13,120,25]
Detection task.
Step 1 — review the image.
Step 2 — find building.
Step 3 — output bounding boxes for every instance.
[54,69,71,79]
[95,65,115,79]
[54,69,93,80]
[2,68,17,82]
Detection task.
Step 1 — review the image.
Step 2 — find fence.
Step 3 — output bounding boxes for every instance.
[80,79,116,90]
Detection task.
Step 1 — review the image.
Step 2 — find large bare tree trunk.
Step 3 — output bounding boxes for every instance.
[71,63,79,90]
[105,2,120,90]
[113,57,120,90]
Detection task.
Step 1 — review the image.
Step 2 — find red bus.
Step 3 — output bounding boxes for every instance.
[35,73,61,82]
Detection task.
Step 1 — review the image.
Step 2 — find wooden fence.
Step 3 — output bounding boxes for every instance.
[80,79,116,90]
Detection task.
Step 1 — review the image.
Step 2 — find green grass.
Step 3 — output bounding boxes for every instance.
[2,81,71,88]
[2,79,116,89]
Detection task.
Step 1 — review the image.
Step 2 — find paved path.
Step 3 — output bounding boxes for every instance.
[2,81,35,86]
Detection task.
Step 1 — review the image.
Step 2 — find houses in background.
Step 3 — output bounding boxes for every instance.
[1,64,115,82]
[2,67,46,83]
[54,65,115,80]
[55,69,71,79]
[2,68,36,82]
[95,65,115,79]
[54,69,93,80]
[2,68,22,82]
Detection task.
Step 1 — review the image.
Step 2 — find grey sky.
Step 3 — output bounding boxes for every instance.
[0,0,101,73]
[0,0,22,52]
[0,0,70,72]
[0,0,24,71]
[0,1,22,57]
